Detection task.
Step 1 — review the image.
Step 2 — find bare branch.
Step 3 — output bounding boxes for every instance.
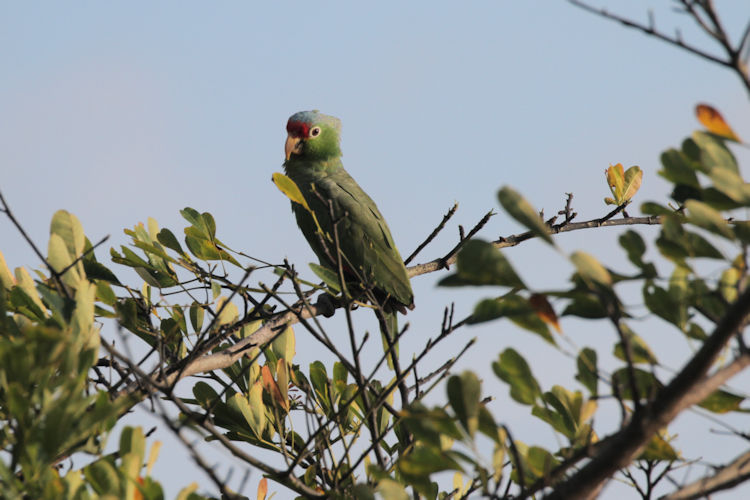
[662,449,750,500]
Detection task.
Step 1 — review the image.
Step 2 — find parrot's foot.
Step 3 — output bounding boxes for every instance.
[315,293,337,317]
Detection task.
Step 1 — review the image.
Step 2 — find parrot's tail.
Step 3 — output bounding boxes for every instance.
[376,309,400,371]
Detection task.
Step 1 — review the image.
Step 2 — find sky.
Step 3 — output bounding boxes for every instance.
[2,1,750,498]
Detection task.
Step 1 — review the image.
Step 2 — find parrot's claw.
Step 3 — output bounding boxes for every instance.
[316,293,337,317]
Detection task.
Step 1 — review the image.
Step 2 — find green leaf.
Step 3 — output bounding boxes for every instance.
[689,131,739,174]
[698,389,744,413]
[447,372,481,438]
[685,199,734,239]
[611,367,662,401]
[619,230,647,268]
[189,302,204,333]
[438,239,525,288]
[84,458,120,494]
[562,292,608,319]
[468,295,555,344]
[156,228,187,257]
[641,202,673,216]
[309,263,341,293]
[193,381,219,409]
[82,259,121,285]
[575,348,598,396]
[643,282,688,331]
[639,432,679,461]
[613,324,658,365]
[402,404,463,444]
[708,168,750,205]
[492,349,542,405]
[310,361,330,412]
[659,149,700,187]
[398,445,463,476]
[497,187,554,245]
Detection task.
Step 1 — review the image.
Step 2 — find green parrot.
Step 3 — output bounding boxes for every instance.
[282,110,414,361]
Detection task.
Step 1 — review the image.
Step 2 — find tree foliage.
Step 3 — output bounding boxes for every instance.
[2,3,750,499]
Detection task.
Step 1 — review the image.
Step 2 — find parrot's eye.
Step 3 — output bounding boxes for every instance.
[309,126,322,138]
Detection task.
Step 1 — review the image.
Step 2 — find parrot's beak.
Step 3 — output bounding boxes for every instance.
[285,135,302,160]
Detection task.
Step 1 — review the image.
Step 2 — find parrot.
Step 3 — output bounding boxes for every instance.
[282,110,414,364]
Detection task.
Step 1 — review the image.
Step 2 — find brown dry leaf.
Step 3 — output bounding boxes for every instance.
[696,103,741,142]
[257,478,268,500]
[529,293,561,333]
[261,365,289,411]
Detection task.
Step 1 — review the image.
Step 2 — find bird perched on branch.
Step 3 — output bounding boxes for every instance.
[282,110,414,360]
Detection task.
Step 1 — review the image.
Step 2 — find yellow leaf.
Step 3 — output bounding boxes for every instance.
[696,103,740,142]
[605,163,625,200]
[146,441,161,476]
[0,251,15,291]
[529,293,561,333]
[621,166,643,201]
[570,251,612,288]
[272,172,310,210]
[272,172,323,234]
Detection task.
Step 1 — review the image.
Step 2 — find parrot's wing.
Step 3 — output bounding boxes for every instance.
[315,170,414,308]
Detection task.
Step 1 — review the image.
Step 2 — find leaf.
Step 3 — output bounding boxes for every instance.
[48,233,82,288]
[685,199,734,240]
[611,368,662,401]
[621,166,643,202]
[469,295,555,344]
[215,297,238,326]
[689,132,739,174]
[438,239,525,288]
[492,349,542,405]
[613,325,658,365]
[156,228,187,257]
[708,168,750,205]
[562,292,608,319]
[189,302,204,332]
[698,389,744,414]
[447,372,481,438]
[529,293,561,333]
[576,348,598,397]
[50,210,86,263]
[309,262,341,293]
[272,172,323,233]
[398,445,463,476]
[271,324,295,363]
[696,103,740,142]
[257,478,268,500]
[570,251,612,289]
[376,479,409,500]
[497,187,554,245]
[639,431,679,461]
[604,164,642,205]
[605,163,625,203]
[0,251,16,290]
[659,149,700,187]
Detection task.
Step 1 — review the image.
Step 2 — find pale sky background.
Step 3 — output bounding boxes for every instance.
[2,2,750,499]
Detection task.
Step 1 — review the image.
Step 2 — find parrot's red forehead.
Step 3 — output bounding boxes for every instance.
[286,120,310,138]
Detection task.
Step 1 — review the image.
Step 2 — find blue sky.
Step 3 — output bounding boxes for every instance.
[2,2,750,498]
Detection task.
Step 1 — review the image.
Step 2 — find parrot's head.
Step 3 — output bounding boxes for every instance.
[285,110,342,162]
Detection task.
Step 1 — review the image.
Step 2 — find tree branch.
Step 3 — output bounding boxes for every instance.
[544,293,750,499]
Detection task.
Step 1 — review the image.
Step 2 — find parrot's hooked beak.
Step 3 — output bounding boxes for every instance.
[285,134,303,160]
